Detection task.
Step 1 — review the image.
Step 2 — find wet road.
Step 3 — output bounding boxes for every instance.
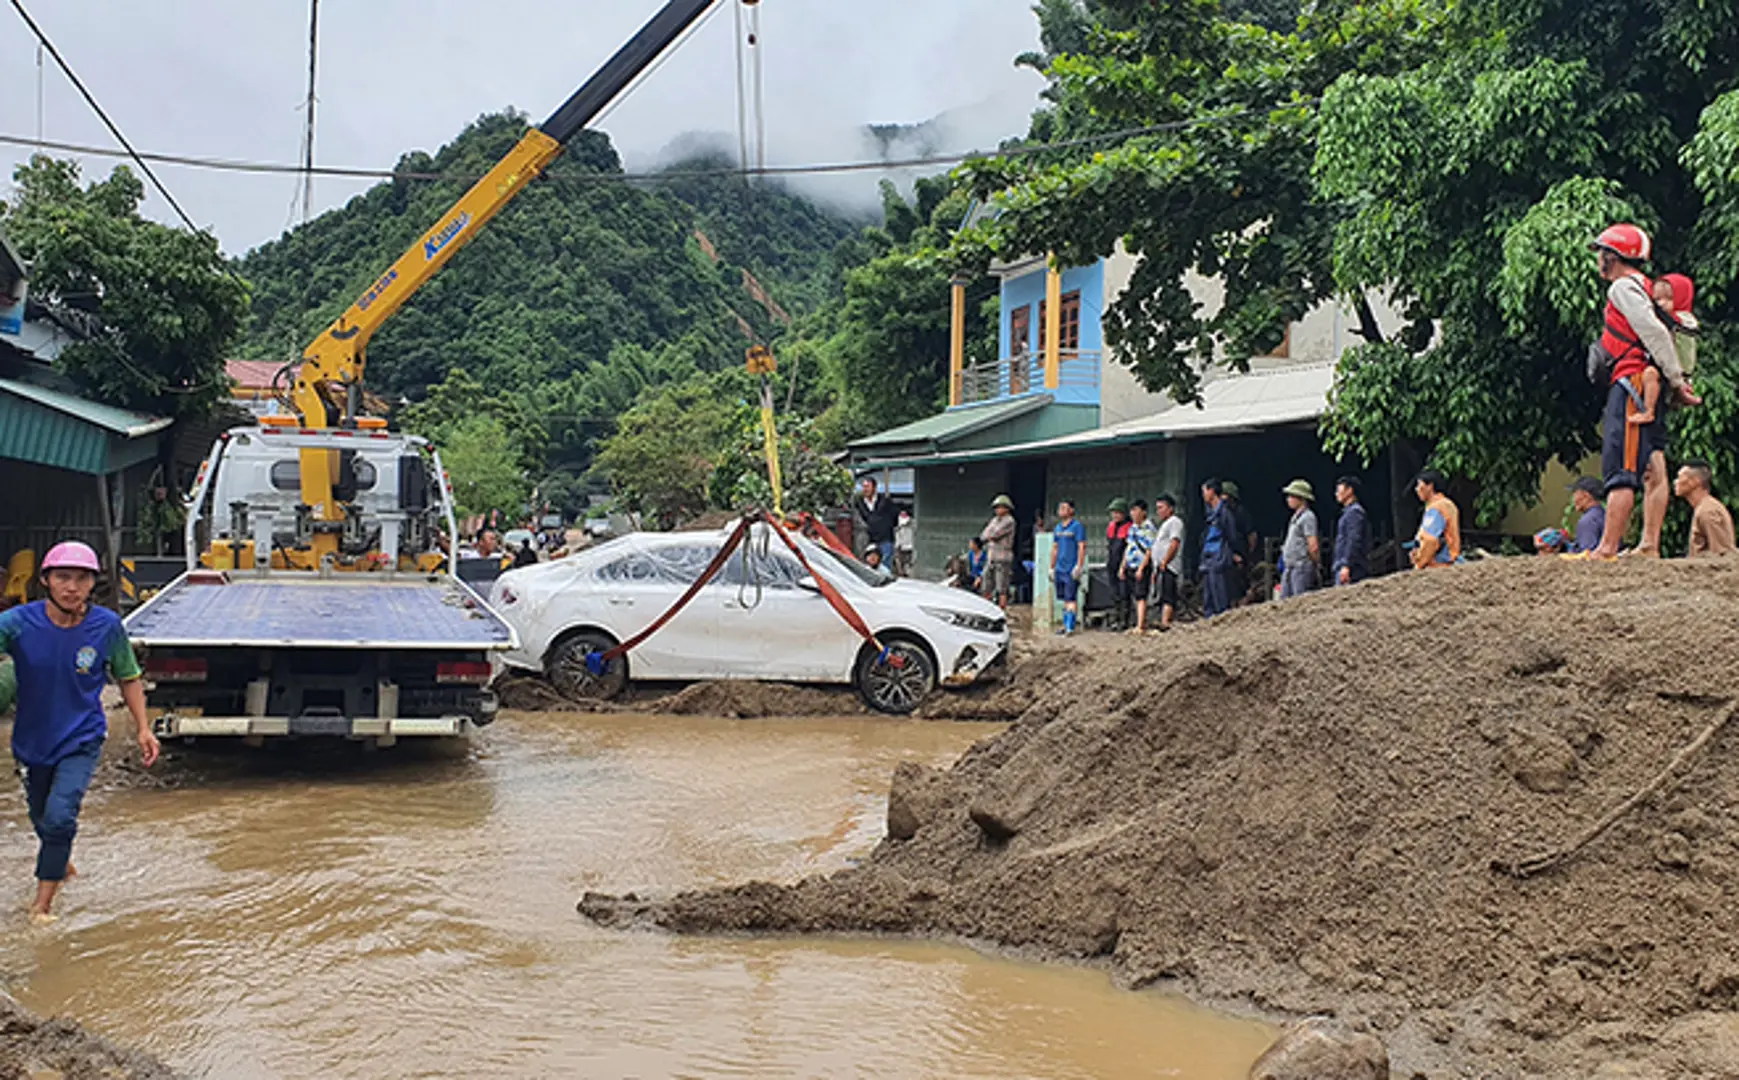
[0,711,1275,1078]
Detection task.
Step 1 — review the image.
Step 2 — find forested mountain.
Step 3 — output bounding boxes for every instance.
[236,112,862,404]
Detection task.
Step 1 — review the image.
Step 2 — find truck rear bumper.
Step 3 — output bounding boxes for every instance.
[151,713,469,739]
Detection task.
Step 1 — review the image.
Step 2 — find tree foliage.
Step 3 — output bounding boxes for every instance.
[440,414,530,520]
[953,0,1739,521]
[1,156,249,417]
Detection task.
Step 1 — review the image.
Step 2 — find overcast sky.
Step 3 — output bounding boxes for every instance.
[0,1,1046,255]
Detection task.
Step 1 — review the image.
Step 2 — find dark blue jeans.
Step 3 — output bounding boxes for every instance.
[19,738,102,882]
[1201,569,1232,617]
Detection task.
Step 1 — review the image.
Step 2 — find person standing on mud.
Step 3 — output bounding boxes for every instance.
[1279,480,1321,598]
[1105,499,1133,630]
[1332,476,1371,585]
[1411,469,1462,569]
[1221,481,1258,606]
[1050,500,1087,635]
[980,495,1017,610]
[1199,480,1237,617]
[1150,495,1185,631]
[0,542,158,925]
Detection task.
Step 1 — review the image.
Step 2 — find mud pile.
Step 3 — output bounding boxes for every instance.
[0,993,175,1079]
[584,558,1739,1077]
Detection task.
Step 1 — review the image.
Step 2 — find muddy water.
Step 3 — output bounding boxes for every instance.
[0,712,1275,1078]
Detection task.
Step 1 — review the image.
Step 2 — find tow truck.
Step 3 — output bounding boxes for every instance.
[124,0,722,746]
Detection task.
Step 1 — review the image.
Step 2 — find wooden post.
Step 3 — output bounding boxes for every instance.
[949,275,968,406]
[1044,257,1062,390]
[96,472,119,608]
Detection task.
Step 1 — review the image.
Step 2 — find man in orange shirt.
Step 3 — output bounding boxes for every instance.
[1411,469,1461,569]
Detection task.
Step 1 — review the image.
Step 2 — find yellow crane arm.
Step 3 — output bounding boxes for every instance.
[284,0,720,562]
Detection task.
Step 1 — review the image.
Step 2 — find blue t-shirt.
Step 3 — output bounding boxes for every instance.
[1053,518,1087,574]
[0,601,140,767]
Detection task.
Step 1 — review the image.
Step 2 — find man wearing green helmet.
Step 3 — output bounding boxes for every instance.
[979,495,1017,610]
[1105,498,1133,630]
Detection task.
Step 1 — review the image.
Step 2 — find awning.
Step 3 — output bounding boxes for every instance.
[0,376,172,475]
[858,363,1336,468]
[847,394,1053,455]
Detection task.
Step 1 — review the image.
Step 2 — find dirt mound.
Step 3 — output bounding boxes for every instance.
[0,992,176,1079]
[581,558,1739,1077]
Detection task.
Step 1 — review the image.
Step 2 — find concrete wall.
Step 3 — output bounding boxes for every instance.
[913,459,1010,580]
[1044,441,1187,565]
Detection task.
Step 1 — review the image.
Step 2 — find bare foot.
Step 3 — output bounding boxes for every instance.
[28,910,57,927]
[1623,545,1660,559]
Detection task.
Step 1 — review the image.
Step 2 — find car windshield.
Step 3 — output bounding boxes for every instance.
[811,542,893,587]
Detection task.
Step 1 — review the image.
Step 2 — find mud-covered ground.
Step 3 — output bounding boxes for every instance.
[0,992,175,1080]
[582,558,1739,1078]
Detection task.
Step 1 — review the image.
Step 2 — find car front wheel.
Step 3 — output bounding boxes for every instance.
[547,630,628,703]
[855,637,936,715]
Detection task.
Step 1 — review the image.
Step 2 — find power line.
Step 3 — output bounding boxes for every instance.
[8,0,209,238]
[0,101,1318,190]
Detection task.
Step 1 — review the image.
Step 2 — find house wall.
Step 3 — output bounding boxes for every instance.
[914,459,1010,580]
[1044,441,1188,564]
[998,263,1106,359]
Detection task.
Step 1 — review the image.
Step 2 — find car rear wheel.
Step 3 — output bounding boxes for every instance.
[855,636,936,715]
[547,630,628,703]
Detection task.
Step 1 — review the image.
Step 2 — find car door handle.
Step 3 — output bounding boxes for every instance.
[608,597,635,606]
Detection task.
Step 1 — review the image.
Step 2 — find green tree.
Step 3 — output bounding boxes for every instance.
[395,366,547,476]
[0,156,249,417]
[1316,0,1739,519]
[438,414,529,519]
[590,374,749,528]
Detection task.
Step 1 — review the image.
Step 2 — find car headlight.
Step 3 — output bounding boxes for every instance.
[921,606,1006,635]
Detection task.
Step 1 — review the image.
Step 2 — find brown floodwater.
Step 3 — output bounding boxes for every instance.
[0,711,1275,1078]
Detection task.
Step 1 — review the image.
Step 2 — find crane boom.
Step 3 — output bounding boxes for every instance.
[288,0,719,563]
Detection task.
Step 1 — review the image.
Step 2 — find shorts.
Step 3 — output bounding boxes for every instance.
[1124,563,1152,592]
[1601,378,1668,493]
[1054,573,1080,604]
[983,560,1013,597]
[1151,568,1179,607]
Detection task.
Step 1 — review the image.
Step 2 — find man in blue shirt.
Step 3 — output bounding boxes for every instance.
[1200,479,1237,617]
[0,541,158,924]
[1050,499,1088,634]
[1569,476,1607,554]
[1332,476,1372,585]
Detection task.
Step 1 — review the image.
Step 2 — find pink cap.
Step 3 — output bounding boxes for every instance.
[41,541,102,573]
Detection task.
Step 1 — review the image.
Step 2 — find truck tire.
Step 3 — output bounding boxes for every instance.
[547,630,628,703]
[854,635,935,715]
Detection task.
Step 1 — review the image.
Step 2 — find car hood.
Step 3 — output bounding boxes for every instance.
[870,578,1006,619]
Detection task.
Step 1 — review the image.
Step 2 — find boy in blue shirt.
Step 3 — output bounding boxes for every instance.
[0,541,158,924]
[1050,499,1088,634]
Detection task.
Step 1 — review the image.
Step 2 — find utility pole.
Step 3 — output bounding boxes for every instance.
[298,0,320,222]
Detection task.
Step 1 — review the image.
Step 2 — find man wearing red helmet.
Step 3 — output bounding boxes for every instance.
[1586,224,1695,559]
[0,541,158,924]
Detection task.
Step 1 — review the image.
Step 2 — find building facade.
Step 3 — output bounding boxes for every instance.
[850,245,1404,586]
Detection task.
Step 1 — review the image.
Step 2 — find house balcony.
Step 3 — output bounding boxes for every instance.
[956,349,1101,408]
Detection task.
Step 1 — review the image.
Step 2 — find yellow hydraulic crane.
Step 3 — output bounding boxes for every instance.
[284,0,723,567]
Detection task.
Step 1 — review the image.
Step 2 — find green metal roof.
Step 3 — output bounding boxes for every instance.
[0,377,171,475]
[848,395,1052,451]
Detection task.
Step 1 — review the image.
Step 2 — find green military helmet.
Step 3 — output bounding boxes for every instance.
[1107,497,1130,513]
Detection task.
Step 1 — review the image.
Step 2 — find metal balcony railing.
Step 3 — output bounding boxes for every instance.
[957,349,1102,405]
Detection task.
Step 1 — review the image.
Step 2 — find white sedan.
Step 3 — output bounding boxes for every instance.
[489,525,1009,713]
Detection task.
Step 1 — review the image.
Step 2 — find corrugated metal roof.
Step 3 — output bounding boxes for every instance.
[848,394,1052,450]
[0,377,171,438]
[858,364,1336,468]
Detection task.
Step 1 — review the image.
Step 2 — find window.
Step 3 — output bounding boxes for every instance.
[720,549,807,589]
[268,458,376,492]
[1038,291,1083,353]
[1008,305,1032,394]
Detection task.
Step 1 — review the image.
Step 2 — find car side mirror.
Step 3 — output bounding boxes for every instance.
[796,576,822,594]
